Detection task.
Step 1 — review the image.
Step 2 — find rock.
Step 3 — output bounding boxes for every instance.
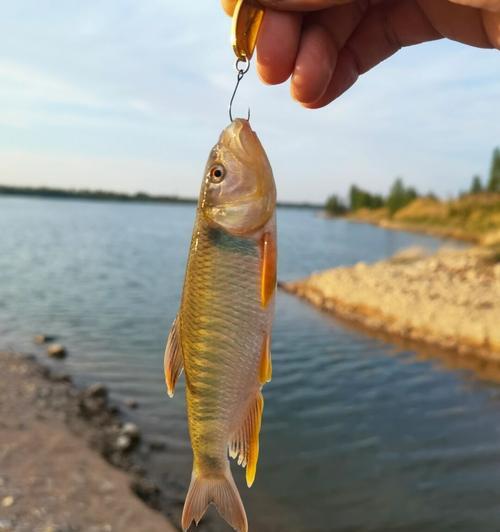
[113,423,140,452]
[0,520,13,531]
[34,334,56,344]
[130,478,162,509]
[47,344,67,359]
[122,422,140,441]
[115,434,133,452]
[1,496,14,508]
[85,383,108,399]
[79,384,109,418]
[125,398,139,409]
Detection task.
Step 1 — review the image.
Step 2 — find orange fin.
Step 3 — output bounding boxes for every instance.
[181,469,247,532]
[228,391,264,487]
[260,231,276,308]
[163,315,183,398]
[259,334,272,384]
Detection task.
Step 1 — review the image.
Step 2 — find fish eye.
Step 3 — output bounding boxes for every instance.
[208,164,225,184]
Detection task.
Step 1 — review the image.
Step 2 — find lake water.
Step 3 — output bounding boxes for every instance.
[2,197,500,532]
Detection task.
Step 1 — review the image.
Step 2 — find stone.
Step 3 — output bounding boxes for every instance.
[1,496,14,508]
[115,435,133,452]
[47,344,67,359]
[85,383,108,399]
[121,422,140,441]
[130,478,161,509]
[125,398,139,409]
[34,334,55,344]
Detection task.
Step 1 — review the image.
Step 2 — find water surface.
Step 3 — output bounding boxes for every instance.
[1,197,499,532]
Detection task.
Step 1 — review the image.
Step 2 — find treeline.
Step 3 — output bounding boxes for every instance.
[326,178,419,215]
[0,185,198,204]
[467,147,500,194]
[0,184,322,210]
[326,147,500,216]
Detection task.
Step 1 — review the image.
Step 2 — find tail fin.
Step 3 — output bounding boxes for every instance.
[181,469,248,532]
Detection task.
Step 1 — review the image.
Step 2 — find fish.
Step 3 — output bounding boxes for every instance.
[164,118,277,532]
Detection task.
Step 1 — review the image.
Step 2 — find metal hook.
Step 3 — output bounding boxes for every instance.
[229,58,251,122]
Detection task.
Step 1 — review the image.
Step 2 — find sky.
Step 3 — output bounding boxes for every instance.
[0,2,499,204]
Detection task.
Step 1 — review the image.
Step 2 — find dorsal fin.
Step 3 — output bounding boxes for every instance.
[228,391,264,487]
[164,315,183,398]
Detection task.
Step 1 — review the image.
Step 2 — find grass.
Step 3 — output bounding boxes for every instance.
[349,193,500,243]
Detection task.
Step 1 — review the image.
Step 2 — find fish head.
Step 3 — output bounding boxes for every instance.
[200,119,276,235]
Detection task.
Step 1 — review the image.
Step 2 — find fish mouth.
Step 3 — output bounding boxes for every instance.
[219,119,259,163]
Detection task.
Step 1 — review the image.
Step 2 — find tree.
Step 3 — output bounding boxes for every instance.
[349,185,384,211]
[487,147,500,192]
[386,178,418,214]
[469,175,483,194]
[325,194,347,215]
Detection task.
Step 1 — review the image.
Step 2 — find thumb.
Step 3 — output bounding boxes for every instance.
[257,0,354,11]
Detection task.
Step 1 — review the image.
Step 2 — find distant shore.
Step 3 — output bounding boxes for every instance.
[0,350,178,532]
[281,245,500,362]
[0,184,322,210]
[346,214,480,243]
[337,194,500,246]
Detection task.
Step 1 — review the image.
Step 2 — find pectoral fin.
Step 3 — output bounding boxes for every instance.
[259,334,272,384]
[228,391,264,487]
[164,315,183,398]
[260,231,276,308]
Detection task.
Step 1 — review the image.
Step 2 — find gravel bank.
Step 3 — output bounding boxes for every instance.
[281,246,500,361]
[0,351,177,532]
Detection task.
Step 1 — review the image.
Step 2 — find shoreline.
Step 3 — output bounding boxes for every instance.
[346,215,481,243]
[280,245,500,364]
[0,350,179,532]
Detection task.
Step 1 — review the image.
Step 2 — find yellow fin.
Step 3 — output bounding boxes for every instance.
[163,315,183,398]
[228,391,264,488]
[259,334,272,384]
[260,231,276,308]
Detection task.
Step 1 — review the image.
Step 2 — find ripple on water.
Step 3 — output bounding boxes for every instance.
[1,198,498,532]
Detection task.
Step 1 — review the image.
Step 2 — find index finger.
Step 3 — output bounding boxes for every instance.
[221,0,237,15]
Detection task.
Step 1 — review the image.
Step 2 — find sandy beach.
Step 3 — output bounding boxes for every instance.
[0,351,177,532]
[281,245,500,362]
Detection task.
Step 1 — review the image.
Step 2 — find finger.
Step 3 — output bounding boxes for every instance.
[305,0,441,108]
[291,1,367,103]
[482,10,500,47]
[419,0,492,47]
[308,0,368,49]
[291,24,337,103]
[221,0,237,16]
[449,0,500,12]
[302,49,358,108]
[259,0,355,11]
[257,9,302,84]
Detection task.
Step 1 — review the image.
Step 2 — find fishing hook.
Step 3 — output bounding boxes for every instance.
[229,57,251,122]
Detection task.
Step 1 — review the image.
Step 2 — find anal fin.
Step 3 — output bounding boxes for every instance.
[164,314,183,398]
[228,391,264,487]
[259,334,272,384]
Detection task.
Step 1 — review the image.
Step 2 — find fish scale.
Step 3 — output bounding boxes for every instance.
[182,221,263,462]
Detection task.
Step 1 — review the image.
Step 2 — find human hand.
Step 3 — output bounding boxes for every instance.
[222,0,500,108]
